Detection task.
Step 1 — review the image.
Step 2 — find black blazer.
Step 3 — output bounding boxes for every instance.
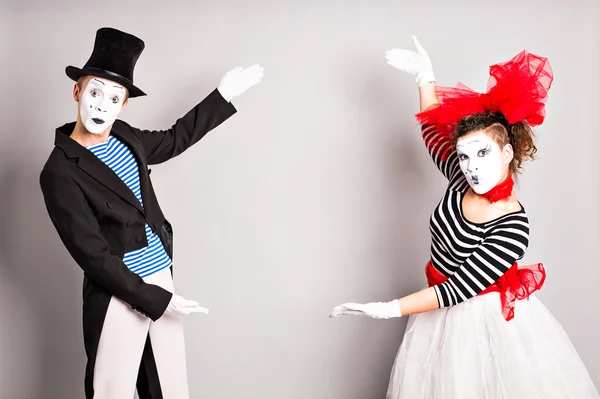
[40,89,236,321]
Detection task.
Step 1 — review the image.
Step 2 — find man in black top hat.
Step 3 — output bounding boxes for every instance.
[39,27,263,399]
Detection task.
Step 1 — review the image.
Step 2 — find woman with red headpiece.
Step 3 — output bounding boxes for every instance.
[330,37,599,398]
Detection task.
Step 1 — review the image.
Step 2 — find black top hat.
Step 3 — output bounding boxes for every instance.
[66,27,146,98]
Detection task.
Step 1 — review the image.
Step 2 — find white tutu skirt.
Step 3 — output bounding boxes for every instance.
[386,292,599,399]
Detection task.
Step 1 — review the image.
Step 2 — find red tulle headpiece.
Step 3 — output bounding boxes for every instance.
[416,50,554,160]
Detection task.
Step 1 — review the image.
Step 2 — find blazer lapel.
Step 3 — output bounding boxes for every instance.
[54,124,145,215]
[77,152,145,215]
[110,123,152,211]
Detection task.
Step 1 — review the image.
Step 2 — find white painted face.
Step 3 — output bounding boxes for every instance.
[78,77,127,134]
[455,131,511,194]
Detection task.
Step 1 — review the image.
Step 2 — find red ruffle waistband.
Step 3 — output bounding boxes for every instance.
[425,261,546,321]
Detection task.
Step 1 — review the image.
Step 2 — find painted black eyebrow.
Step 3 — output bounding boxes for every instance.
[93,79,105,85]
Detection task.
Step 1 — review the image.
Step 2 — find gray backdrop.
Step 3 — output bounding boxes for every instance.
[1,0,599,398]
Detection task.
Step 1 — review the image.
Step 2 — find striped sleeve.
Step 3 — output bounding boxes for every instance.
[422,124,461,181]
[433,216,530,308]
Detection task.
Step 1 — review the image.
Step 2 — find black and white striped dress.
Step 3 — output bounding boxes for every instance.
[386,125,600,399]
[422,124,530,308]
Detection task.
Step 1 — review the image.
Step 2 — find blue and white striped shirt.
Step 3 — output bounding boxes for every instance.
[87,136,172,278]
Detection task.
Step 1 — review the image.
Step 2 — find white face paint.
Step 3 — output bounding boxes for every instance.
[455,131,509,194]
[79,77,127,135]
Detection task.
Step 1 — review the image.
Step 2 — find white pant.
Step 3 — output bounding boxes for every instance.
[93,267,189,399]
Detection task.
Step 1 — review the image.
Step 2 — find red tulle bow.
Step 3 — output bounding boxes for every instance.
[416,50,554,160]
[425,261,546,321]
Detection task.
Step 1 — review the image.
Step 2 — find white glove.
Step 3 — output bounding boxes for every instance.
[217,64,265,102]
[385,36,435,87]
[166,294,209,316]
[330,300,402,319]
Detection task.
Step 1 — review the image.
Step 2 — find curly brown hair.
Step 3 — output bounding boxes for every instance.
[452,112,537,175]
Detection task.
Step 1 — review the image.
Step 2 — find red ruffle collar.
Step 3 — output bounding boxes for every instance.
[480,174,514,203]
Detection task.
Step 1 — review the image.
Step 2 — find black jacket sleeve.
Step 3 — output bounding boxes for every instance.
[39,167,172,321]
[130,88,237,165]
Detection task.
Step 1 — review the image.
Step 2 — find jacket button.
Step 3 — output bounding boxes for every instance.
[106,201,113,209]
[135,235,143,243]
[126,221,133,227]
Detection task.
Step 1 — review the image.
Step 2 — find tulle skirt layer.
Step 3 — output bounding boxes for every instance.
[386,292,599,399]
